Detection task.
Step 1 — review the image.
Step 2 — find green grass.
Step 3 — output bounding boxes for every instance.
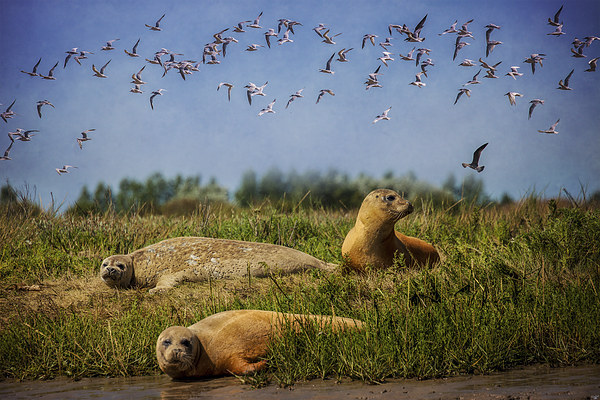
[0,198,599,384]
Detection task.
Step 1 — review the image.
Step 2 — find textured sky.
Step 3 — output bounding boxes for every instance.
[1,0,599,208]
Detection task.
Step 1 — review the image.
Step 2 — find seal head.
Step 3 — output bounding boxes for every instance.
[100,255,134,288]
[156,326,202,379]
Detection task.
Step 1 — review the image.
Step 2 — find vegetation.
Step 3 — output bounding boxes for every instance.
[0,177,599,385]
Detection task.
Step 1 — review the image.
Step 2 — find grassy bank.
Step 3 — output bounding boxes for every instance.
[0,198,599,384]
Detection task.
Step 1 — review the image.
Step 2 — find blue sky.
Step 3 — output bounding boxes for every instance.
[1,0,599,208]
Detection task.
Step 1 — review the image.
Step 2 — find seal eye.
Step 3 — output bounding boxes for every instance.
[163,339,171,347]
[102,263,107,267]
[385,195,396,202]
[116,263,125,270]
[181,339,191,348]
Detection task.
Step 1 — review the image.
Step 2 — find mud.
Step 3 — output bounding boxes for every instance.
[1,364,599,399]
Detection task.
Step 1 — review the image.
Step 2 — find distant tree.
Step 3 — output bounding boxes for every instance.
[235,170,258,206]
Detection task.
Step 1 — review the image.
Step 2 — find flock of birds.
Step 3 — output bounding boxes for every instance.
[1,5,598,177]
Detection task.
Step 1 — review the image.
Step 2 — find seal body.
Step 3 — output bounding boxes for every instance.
[156,309,364,379]
[342,189,439,271]
[100,237,335,293]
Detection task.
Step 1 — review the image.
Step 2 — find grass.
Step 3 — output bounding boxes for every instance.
[0,196,599,385]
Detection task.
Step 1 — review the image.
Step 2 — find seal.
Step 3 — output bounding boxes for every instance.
[156,309,364,379]
[341,189,440,271]
[100,236,335,293]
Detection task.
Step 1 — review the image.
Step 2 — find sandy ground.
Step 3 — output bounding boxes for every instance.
[1,364,599,400]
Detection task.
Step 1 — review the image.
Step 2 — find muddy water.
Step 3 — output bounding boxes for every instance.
[2,364,599,400]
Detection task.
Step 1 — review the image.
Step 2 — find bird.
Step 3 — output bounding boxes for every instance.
[547,24,565,36]
[528,99,544,119]
[454,88,471,104]
[523,53,545,74]
[409,72,426,87]
[462,143,488,172]
[313,23,327,37]
[264,29,278,48]
[124,38,141,57]
[56,165,78,175]
[146,14,165,31]
[458,19,474,37]
[316,89,335,104]
[372,107,391,123]
[453,36,470,61]
[585,57,599,72]
[244,82,268,105]
[459,59,476,67]
[40,61,59,80]
[538,119,560,134]
[217,82,234,101]
[378,51,394,66]
[570,46,586,58]
[150,89,166,110]
[258,99,276,116]
[405,14,427,42]
[101,39,119,51]
[285,89,304,109]
[362,34,377,48]
[248,12,263,29]
[1,99,17,123]
[557,69,574,90]
[36,100,54,118]
[439,20,458,35]
[0,141,13,161]
[277,29,293,45]
[233,20,251,33]
[130,84,143,94]
[321,29,342,45]
[319,53,335,74]
[11,129,39,142]
[486,40,502,57]
[245,44,263,51]
[378,37,393,50]
[337,48,353,62]
[506,66,523,80]
[63,48,78,68]
[130,65,146,85]
[479,58,502,72]
[485,23,501,42]
[415,48,431,66]
[505,92,523,106]
[77,129,96,149]
[74,50,94,65]
[399,47,416,61]
[92,60,111,78]
[464,69,482,85]
[548,5,563,26]
[484,69,498,79]
[21,58,42,77]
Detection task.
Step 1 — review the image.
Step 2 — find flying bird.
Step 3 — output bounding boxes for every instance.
[439,20,458,35]
[538,119,560,134]
[321,29,342,45]
[316,89,335,104]
[464,69,482,85]
[485,23,501,42]
[21,58,42,77]
[77,129,96,149]
[36,100,55,118]
[528,99,544,119]
[217,82,234,101]
[506,66,523,80]
[124,38,141,57]
[362,34,377,48]
[548,5,563,26]
[454,88,471,104]
[130,65,146,85]
[486,40,502,57]
[248,12,263,29]
[505,92,523,106]
[258,99,276,116]
[0,141,13,161]
[409,72,426,87]
[557,69,574,90]
[130,84,143,94]
[40,61,59,80]
[150,89,166,110]
[146,14,165,31]
[101,39,119,51]
[462,143,488,172]
[372,107,391,123]
[399,47,416,61]
[285,89,304,109]
[523,53,545,74]
[1,99,17,123]
[547,24,565,36]
[92,59,111,78]
[585,57,599,72]
[264,28,278,48]
[319,53,335,74]
[453,36,470,61]
[245,43,263,51]
[337,48,353,62]
[56,165,78,175]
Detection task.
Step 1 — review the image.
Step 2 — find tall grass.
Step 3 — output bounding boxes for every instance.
[0,196,599,383]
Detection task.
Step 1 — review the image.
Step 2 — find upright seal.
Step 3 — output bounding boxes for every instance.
[100,236,335,293]
[156,309,364,379]
[342,189,439,271]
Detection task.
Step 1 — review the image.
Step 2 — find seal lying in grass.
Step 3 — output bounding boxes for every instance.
[342,189,440,271]
[100,236,335,293]
[156,309,364,379]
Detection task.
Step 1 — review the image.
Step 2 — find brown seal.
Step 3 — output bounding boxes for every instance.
[156,309,364,379]
[100,237,335,293]
[341,189,439,271]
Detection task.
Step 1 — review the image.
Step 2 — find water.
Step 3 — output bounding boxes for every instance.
[2,364,599,399]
